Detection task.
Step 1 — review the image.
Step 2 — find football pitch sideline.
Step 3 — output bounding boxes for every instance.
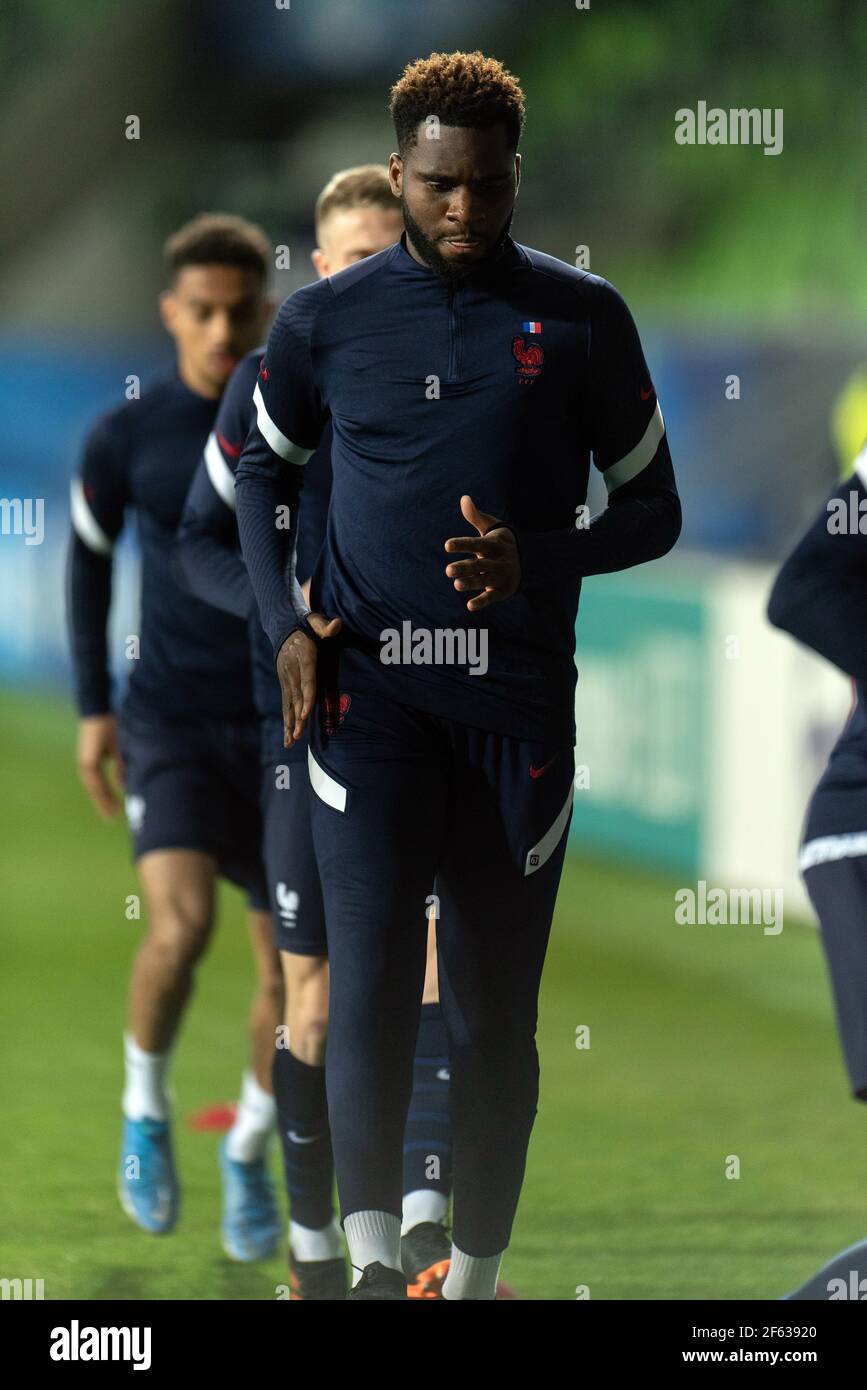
[0,690,862,1301]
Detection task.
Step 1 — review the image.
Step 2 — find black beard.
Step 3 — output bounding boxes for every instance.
[400,200,513,284]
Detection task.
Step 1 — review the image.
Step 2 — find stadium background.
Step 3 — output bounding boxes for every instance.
[1,0,865,1300]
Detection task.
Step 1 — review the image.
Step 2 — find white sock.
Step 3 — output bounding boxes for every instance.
[344,1210,402,1286]
[290,1217,343,1263]
[122,1033,172,1122]
[441,1245,503,1301]
[225,1070,276,1162]
[401,1189,449,1234]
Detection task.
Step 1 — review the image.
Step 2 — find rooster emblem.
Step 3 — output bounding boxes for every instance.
[511,335,544,384]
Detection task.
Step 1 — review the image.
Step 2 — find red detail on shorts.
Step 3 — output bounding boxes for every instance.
[529,757,557,780]
[323,691,351,734]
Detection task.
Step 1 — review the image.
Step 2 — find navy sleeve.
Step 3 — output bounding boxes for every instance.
[295,425,333,585]
[65,413,129,715]
[513,280,681,592]
[235,287,328,656]
[768,472,867,680]
[174,354,261,621]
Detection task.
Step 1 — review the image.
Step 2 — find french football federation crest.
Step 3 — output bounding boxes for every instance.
[125,794,146,832]
[276,883,300,929]
[512,334,544,384]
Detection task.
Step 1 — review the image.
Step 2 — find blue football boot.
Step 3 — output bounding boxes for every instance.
[117,1115,179,1235]
[218,1137,281,1261]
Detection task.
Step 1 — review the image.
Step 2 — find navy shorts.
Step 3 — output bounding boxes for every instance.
[117,711,268,911]
[308,653,576,896]
[260,724,327,956]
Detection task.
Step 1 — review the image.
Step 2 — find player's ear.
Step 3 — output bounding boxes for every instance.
[159,289,178,340]
[312,248,329,279]
[388,152,403,197]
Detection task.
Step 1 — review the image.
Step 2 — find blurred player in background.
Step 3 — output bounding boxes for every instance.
[235,52,680,1298]
[177,167,456,1299]
[66,215,283,1258]
[769,448,867,1298]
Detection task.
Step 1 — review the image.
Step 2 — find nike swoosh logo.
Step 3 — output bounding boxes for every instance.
[529,758,557,779]
[287,1130,321,1145]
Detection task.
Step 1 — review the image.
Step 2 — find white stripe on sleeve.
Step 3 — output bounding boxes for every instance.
[253,383,315,465]
[204,433,236,511]
[599,402,665,493]
[70,477,113,555]
[799,831,867,871]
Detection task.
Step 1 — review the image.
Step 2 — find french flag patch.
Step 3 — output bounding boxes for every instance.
[523,320,542,334]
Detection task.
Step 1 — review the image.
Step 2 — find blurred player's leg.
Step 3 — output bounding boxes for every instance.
[127,849,216,1057]
[214,723,282,1257]
[262,753,346,1298]
[226,909,282,1161]
[120,848,217,1235]
[219,908,283,1262]
[118,713,280,1251]
[276,953,347,1298]
[241,909,285,1101]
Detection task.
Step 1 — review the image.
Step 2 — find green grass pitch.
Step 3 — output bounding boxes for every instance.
[0,690,863,1300]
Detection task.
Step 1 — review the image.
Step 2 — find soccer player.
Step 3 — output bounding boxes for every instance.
[768,450,867,1298]
[235,52,680,1299]
[177,166,455,1299]
[67,215,283,1259]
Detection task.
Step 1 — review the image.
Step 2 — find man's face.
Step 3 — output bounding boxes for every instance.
[313,204,404,278]
[160,264,269,396]
[389,123,520,280]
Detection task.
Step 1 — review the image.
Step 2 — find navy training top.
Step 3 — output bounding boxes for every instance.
[235,233,680,742]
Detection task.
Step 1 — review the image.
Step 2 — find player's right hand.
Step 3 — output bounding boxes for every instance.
[76,714,125,820]
[276,612,342,748]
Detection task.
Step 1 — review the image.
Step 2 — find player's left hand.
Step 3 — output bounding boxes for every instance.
[444,495,520,612]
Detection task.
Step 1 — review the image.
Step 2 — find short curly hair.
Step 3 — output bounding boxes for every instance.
[163,213,271,285]
[389,51,526,156]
